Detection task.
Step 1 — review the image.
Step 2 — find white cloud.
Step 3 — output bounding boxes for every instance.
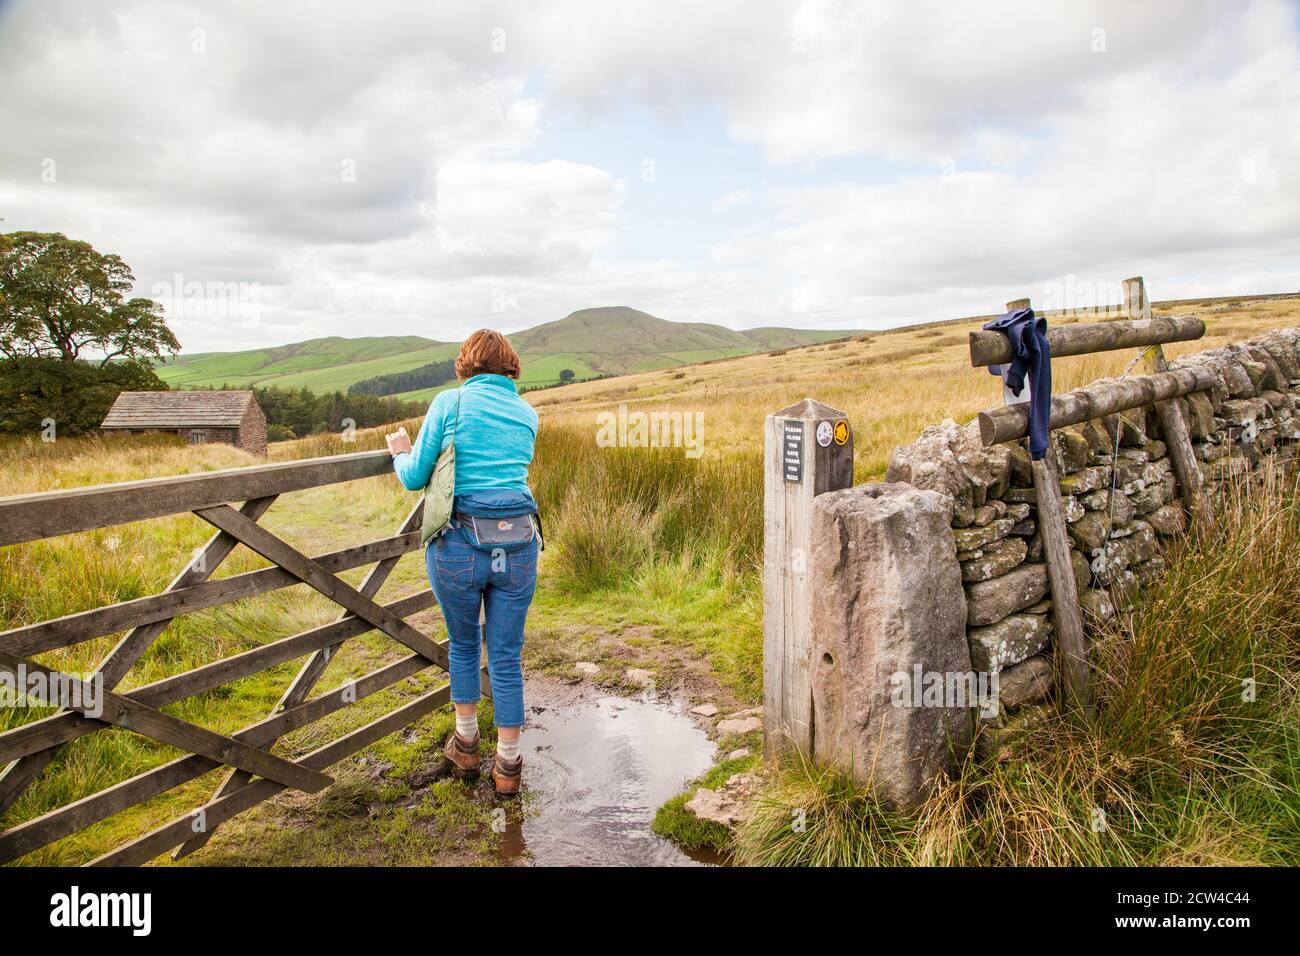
[0,0,628,349]
[509,0,1238,164]
[771,7,1295,309]
[711,189,752,214]
[0,0,1297,351]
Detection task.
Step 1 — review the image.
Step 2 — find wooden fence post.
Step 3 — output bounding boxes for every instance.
[1007,299,1095,719]
[1122,276,1216,531]
[1032,446,1095,718]
[763,398,854,755]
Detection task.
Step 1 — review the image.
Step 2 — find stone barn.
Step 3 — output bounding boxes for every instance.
[101,390,268,456]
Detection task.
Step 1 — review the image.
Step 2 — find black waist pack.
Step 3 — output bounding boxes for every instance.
[456,512,538,548]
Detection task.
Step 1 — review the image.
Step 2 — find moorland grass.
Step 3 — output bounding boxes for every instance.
[651,745,762,855]
[4,294,1300,864]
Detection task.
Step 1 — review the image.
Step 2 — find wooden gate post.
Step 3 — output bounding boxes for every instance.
[1122,276,1216,531]
[1005,299,1095,719]
[763,398,854,755]
[1031,441,1095,718]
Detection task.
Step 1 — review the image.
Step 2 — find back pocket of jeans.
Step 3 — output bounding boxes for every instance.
[508,553,537,589]
[433,553,475,592]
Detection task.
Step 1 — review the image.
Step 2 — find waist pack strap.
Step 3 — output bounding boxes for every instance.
[454,511,532,524]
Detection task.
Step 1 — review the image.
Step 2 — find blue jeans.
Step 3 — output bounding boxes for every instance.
[426,520,538,728]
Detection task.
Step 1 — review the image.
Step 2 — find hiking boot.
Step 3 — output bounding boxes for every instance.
[491,754,523,797]
[443,732,481,779]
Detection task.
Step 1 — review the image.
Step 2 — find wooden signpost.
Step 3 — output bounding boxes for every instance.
[763,398,854,755]
[968,289,1217,717]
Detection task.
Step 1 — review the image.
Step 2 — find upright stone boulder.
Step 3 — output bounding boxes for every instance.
[810,483,973,811]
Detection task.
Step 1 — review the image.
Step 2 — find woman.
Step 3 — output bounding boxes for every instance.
[385,330,540,797]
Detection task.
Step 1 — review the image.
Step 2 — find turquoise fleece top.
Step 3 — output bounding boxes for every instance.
[392,374,539,508]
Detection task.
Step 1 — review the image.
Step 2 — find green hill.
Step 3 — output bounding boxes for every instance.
[155,335,457,394]
[155,307,856,396]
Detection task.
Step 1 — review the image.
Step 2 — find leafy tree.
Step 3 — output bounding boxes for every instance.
[0,355,168,435]
[559,368,575,382]
[0,231,180,365]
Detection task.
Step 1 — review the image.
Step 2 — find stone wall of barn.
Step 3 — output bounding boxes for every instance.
[182,426,240,446]
[111,426,240,446]
[237,401,268,456]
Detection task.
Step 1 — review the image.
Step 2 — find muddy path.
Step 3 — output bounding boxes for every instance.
[183,635,750,867]
[495,675,721,866]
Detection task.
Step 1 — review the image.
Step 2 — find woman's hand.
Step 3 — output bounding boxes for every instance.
[385,426,413,457]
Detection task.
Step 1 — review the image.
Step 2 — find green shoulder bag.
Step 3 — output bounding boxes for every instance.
[419,391,461,546]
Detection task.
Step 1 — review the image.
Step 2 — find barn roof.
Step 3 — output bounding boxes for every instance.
[101,391,258,429]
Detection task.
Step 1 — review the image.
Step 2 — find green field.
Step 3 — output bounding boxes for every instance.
[389,381,458,405]
[512,351,603,388]
[156,337,458,393]
[156,307,854,396]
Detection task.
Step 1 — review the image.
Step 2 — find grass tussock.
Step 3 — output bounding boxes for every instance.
[531,423,762,592]
[734,471,1300,866]
[652,747,762,855]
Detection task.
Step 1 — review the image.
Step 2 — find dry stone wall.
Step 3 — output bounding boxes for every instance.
[884,327,1300,748]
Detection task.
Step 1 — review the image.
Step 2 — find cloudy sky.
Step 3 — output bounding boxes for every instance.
[1,0,1298,353]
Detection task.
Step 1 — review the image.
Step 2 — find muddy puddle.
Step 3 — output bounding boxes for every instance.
[496,678,720,866]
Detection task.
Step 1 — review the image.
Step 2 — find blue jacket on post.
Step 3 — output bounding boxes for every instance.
[983,307,1052,460]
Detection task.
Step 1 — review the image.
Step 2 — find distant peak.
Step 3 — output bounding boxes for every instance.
[564,306,654,318]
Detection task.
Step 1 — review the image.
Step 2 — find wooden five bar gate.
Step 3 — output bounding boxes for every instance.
[0,449,474,866]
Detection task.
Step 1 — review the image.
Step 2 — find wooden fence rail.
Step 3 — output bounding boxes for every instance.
[0,450,465,865]
[975,366,1217,445]
[968,315,1206,367]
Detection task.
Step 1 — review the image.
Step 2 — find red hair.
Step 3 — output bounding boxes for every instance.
[455,329,521,379]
